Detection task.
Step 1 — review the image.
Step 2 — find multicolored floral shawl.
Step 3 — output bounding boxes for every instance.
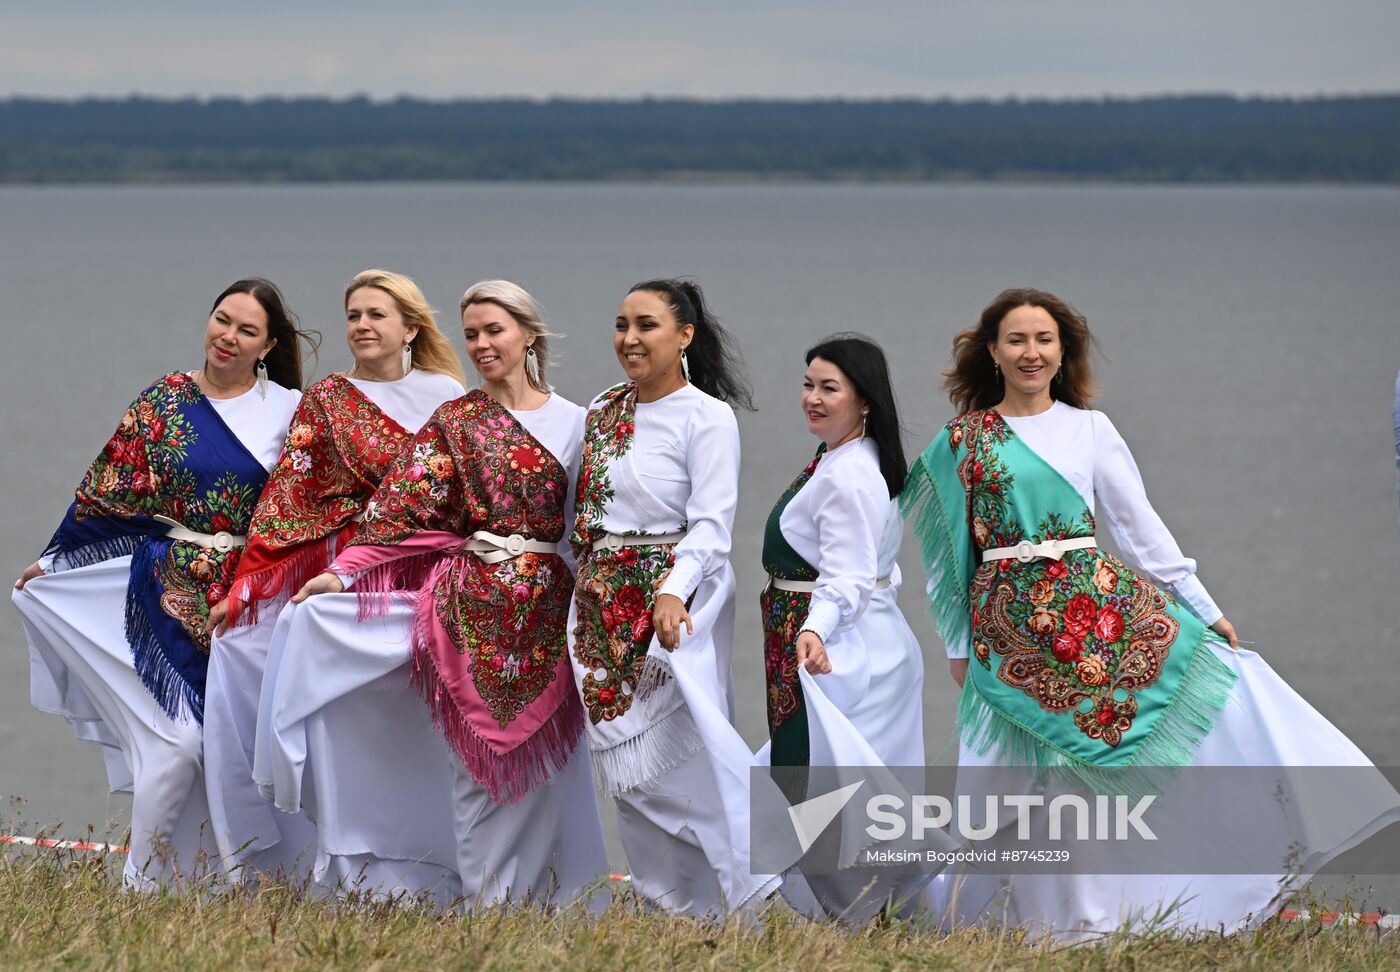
[901,410,1236,790]
[43,372,269,723]
[567,382,701,792]
[333,389,583,805]
[568,383,680,726]
[760,447,823,767]
[226,373,415,625]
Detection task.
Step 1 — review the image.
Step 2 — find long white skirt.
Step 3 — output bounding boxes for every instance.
[760,586,940,921]
[924,644,1400,940]
[205,609,319,883]
[575,564,783,917]
[252,593,608,908]
[12,556,218,888]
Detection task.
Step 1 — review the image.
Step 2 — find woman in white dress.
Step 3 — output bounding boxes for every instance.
[202,270,465,884]
[12,279,309,889]
[568,278,780,915]
[259,279,606,906]
[907,287,1400,939]
[758,333,951,921]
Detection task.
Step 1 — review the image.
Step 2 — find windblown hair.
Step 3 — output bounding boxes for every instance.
[460,279,559,393]
[344,269,465,387]
[944,287,1100,415]
[628,278,754,410]
[209,278,319,391]
[805,333,908,498]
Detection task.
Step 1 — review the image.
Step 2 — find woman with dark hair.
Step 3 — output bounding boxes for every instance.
[759,333,950,920]
[908,287,1400,938]
[568,278,777,915]
[12,278,310,888]
[202,270,464,884]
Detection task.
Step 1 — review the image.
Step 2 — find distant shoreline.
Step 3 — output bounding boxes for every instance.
[3,94,1397,185]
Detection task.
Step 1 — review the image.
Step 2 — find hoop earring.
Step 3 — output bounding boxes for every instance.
[680,349,690,383]
[255,357,269,399]
[401,342,413,376]
[525,345,542,387]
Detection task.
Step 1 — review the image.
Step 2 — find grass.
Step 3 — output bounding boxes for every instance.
[3,840,1399,972]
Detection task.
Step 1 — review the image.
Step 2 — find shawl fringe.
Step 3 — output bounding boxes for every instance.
[408,637,585,806]
[956,631,1237,799]
[227,533,345,627]
[125,541,203,725]
[350,550,443,621]
[898,455,973,655]
[590,699,706,797]
[43,532,147,574]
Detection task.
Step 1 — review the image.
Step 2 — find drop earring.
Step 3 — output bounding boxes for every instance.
[401,342,413,376]
[860,408,869,442]
[680,349,690,383]
[255,357,269,399]
[525,345,542,387]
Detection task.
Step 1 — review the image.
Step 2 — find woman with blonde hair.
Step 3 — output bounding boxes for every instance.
[203,269,464,884]
[909,287,1400,938]
[13,279,310,889]
[257,278,607,906]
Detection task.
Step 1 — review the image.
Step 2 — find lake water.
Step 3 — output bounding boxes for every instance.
[2,182,1398,869]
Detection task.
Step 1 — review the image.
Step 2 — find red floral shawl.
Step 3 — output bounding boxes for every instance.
[226,374,416,625]
[333,390,584,804]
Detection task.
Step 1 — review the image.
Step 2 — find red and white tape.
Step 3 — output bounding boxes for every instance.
[1277,908,1399,929]
[1,833,128,854]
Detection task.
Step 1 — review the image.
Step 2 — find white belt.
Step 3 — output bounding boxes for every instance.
[591,531,687,553]
[981,537,1096,564]
[767,574,891,594]
[462,531,557,565]
[153,515,246,553]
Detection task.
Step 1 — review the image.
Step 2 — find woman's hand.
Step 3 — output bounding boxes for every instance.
[652,593,694,651]
[206,600,230,637]
[796,630,832,675]
[949,658,968,687]
[291,572,344,603]
[1211,616,1240,651]
[14,561,44,590]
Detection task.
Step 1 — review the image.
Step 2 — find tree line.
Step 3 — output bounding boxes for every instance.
[2,95,1396,183]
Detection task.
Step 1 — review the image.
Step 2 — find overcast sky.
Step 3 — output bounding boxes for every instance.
[5,1,1397,100]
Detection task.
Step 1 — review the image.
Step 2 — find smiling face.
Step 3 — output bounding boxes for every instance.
[614,290,693,388]
[989,304,1063,400]
[802,356,866,449]
[204,292,273,384]
[462,300,531,385]
[346,286,419,375]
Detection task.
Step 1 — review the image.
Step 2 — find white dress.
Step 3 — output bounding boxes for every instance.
[14,380,300,889]
[923,401,1400,939]
[758,438,937,920]
[203,369,463,883]
[568,383,781,915]
[253,393,609,906]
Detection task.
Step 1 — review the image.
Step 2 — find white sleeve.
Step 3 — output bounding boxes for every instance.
[1092,412,1222,624]
[657,405,739,602]
[800,458,886,644]
[556,409,586,576]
